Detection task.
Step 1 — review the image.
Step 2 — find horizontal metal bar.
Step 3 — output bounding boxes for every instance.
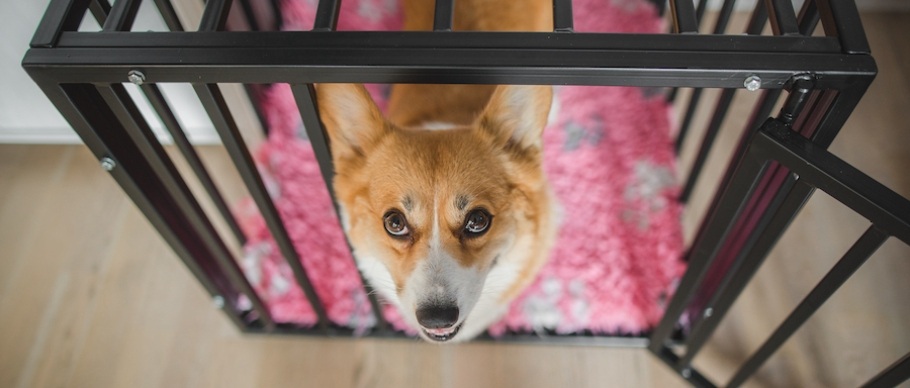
[24,35,870,89]
[727,225,888,387]
[861,352,910,388]
[102,0,141,31]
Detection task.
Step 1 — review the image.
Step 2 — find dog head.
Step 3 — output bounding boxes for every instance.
[317,83,551,342]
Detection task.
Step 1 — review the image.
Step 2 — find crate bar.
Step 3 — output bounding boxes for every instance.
[653,347,717,388]
[31,78,254,332]
[313,0,341,31]
[153,0,185,31]
[727,225,888,387]
[290,83,389,332]
[797,0,820,36]
[89,0,112,26]
[861,352,910,388]
[30,0,88,48]
[669,0,698,34]
[679,88,734,202]
[648,118,772,354]
[816,0,869,54]
[139,84,247,246]
[102,0,141,31]
[194,83,331,331]
[434,0,454,31]
[552,0,573,32]
[764,0,799,36]
[711,0,736,34]
[95,83,276,328]
[237,0,261,31]
[676,174,813,369]
[199,0,233,31]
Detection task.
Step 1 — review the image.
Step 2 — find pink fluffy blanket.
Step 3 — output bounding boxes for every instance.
[237,0,684,336]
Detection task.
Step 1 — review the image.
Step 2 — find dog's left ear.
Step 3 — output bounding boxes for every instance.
[316,83,389,162]
[477,85,553,151]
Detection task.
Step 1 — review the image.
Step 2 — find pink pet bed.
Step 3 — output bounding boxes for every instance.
[237,0,684,336]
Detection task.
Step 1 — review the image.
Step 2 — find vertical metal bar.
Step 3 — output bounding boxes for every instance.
[552,0,573,32]
[89,0,112,25]
[291,84,389,331]
[726,225,888,387]
[140,84,248,246]
[674,89,701,154]
[649,129,771,353]
[860,352,910,388]
[102,0,142,31]
[30,0,89,48]
[313,0,341,31]
[669,0,698,34]
[194,83,331,331]
[677,169,814,369]
[199,0,233,31]
[434,0,455,31]
[652,346,718,388]
[745,0,769,35]
[764,0,799,36]
[710,0,736,34]
[797,0,820,36]
[237,0,261,31]
[153,0,185,31]
[680,88,735,203]
[96,83,276,329]
[815,0,870,54]
[269,0,283,30]
[35,79,256,332]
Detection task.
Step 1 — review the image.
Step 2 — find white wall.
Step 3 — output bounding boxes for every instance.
[2,0,907,144]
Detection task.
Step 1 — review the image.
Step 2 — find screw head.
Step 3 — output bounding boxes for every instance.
[213,295,225,309]
[744,75,762,91]
[100,157,116,171]
[704,307,714,318]
[127,70,146,85]
[681,368,692,379]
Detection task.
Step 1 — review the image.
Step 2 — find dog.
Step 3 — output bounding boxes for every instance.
[316,0,555,343]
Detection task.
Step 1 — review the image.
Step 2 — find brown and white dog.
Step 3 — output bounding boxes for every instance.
[316,0,555,343]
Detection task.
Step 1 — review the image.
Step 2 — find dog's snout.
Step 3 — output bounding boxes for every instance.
[416,305,459,329]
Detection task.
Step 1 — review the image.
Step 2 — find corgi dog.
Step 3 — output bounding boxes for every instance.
[316,0,555,343]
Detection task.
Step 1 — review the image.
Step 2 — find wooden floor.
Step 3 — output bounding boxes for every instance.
[2,12,908,388]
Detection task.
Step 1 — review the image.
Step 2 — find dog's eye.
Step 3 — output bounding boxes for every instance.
[383,211,410,237]
[464,209,492,236]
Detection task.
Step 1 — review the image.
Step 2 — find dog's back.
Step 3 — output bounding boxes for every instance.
[387,0,553,128]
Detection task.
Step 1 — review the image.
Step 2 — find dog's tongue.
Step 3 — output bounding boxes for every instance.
[425,327,456,336]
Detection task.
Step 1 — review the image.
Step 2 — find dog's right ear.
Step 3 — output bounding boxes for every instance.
[316,83,389,161]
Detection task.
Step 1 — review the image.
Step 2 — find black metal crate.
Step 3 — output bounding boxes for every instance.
[22,0,908,386]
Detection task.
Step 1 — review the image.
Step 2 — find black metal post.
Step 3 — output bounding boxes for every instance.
[434,0,454,31]
[313,0,341,31]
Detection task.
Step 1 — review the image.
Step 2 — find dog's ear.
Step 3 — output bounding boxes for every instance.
[316,83,389,161]
[477,85,553,151]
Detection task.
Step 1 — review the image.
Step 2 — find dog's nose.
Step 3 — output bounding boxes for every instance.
[416,305,459,329]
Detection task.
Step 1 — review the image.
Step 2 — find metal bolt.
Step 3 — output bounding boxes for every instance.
[744,75,762,91]
[704,307,714,318]
[127,70,146,85]
[213,295,225,309]
[681,368,692,379]
[100,157,116,171]
[793,173,800,181]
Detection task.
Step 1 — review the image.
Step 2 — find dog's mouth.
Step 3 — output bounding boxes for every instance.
[422,322,463,342]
